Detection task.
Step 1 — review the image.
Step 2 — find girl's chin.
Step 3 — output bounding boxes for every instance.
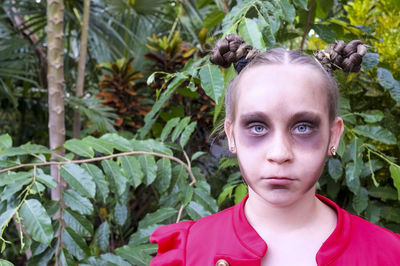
[253,189,303,207]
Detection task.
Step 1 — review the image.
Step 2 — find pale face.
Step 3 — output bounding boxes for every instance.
[225,64,343,207]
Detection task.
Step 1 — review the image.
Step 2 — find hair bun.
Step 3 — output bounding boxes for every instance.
[210,34,257,72]
[315,40,367,73]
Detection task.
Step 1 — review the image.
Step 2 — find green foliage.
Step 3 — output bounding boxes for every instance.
[0,116,207,264]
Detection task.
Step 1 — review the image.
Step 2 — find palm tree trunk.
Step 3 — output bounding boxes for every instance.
[47,1,66,262]
[48,0,66,199]
[73,0,91,139]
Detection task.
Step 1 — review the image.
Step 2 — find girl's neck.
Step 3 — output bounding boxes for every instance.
[244,187,325,233]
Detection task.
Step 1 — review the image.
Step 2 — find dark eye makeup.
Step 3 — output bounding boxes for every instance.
[239,111,321,137]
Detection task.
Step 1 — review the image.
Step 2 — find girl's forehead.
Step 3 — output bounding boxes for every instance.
[234,64,328,117]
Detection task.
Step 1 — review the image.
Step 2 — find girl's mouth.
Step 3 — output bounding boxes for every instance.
[263,177,295,186]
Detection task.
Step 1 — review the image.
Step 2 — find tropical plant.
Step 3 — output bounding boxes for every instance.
[97,57,149,131]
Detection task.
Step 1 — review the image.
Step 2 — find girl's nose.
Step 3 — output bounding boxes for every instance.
[265,132,294,164]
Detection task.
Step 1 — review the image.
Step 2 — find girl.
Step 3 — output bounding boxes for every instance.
[150,35,400,265]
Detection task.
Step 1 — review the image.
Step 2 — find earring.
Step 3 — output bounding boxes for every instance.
[230,146,236,152]
[330,146,336,156]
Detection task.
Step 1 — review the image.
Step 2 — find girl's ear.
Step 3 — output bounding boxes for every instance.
[224,120,237,154]
[329,117,344,155]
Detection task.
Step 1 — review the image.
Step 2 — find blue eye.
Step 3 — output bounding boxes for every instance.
[297,125,308,133]
[250,125,266,135]
[294,123,314,135]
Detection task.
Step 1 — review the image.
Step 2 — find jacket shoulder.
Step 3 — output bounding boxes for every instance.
[350,214,400,245]
[149,220,195,266]
[149,205,237,265]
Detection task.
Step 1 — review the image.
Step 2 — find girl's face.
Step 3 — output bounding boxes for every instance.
[225,64,343,207]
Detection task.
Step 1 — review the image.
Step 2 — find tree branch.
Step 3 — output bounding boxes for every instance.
[300,0,315,51]
[0,150,197,185]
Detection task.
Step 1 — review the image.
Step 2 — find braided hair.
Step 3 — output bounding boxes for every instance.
[210,34,367,122]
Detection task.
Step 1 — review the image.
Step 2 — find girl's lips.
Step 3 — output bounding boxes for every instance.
[263,177,295,185]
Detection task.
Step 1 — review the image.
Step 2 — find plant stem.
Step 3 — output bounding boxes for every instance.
[300,0,315,51]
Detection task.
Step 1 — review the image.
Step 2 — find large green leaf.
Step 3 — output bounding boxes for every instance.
[36,170,57,189]
[361,53,379,72]
[389,81,400,104]
[193,187,218,213]
[26,246,55,266]
[180,122,197,148]
[101,160,127,196]
[63,189,94,215]
[138,139,173,155]
[0,134,12,152]
[139,155,158,185]
[313,24,337,43]
[1,175,32,201]
[64,139,94,158]
[114,201,128,226]
[199,64,224,104]
[239,18,266,50]
[377,67,396,90]
[0,171,32,186]
[115,244,154,266]
[160,117,180,142]
[171,117,191,142]
[92,222,110,252]
[64,209,93,237]
[357,110,384,123]
[0,259,14,266]
[0,143,51,157]
[20,199,53,245]
[353,125,397,145]
[279,0,295,23]
[368,186,398,201]
[62,227,90,261]
[100,134,133,152]
[204,10,226,29]
[60,164,96,199]
[293,0,308,9]
[154,158,172,194]
[82,164,109,204]
[59,249,76,266]
[345,163,361,195]
[352,187,369,214]
[96,253,130,266]
[128,224,160,246]
[376,68,400,103]
[221,0,255,33]
[186,201,211,220]
[82,136,114,155]
[120,156,144,188]
[389,164,400,200]
[218,185,235,205]
[234,183,248,204]
[138,207,177,229]
[328,158,343,181]
[381,206,400,223]
[0,208,16,231]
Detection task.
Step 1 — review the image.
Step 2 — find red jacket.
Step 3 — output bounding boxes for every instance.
[150,195,400,265]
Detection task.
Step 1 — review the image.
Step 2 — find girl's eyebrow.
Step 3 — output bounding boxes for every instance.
[239,111,321,125]
[288,111,321,125]
[239,112,271,124]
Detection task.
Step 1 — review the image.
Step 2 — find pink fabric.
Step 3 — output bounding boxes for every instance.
[150,195,400,265]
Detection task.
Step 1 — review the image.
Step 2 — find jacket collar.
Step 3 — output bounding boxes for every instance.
[232,194,350,264]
